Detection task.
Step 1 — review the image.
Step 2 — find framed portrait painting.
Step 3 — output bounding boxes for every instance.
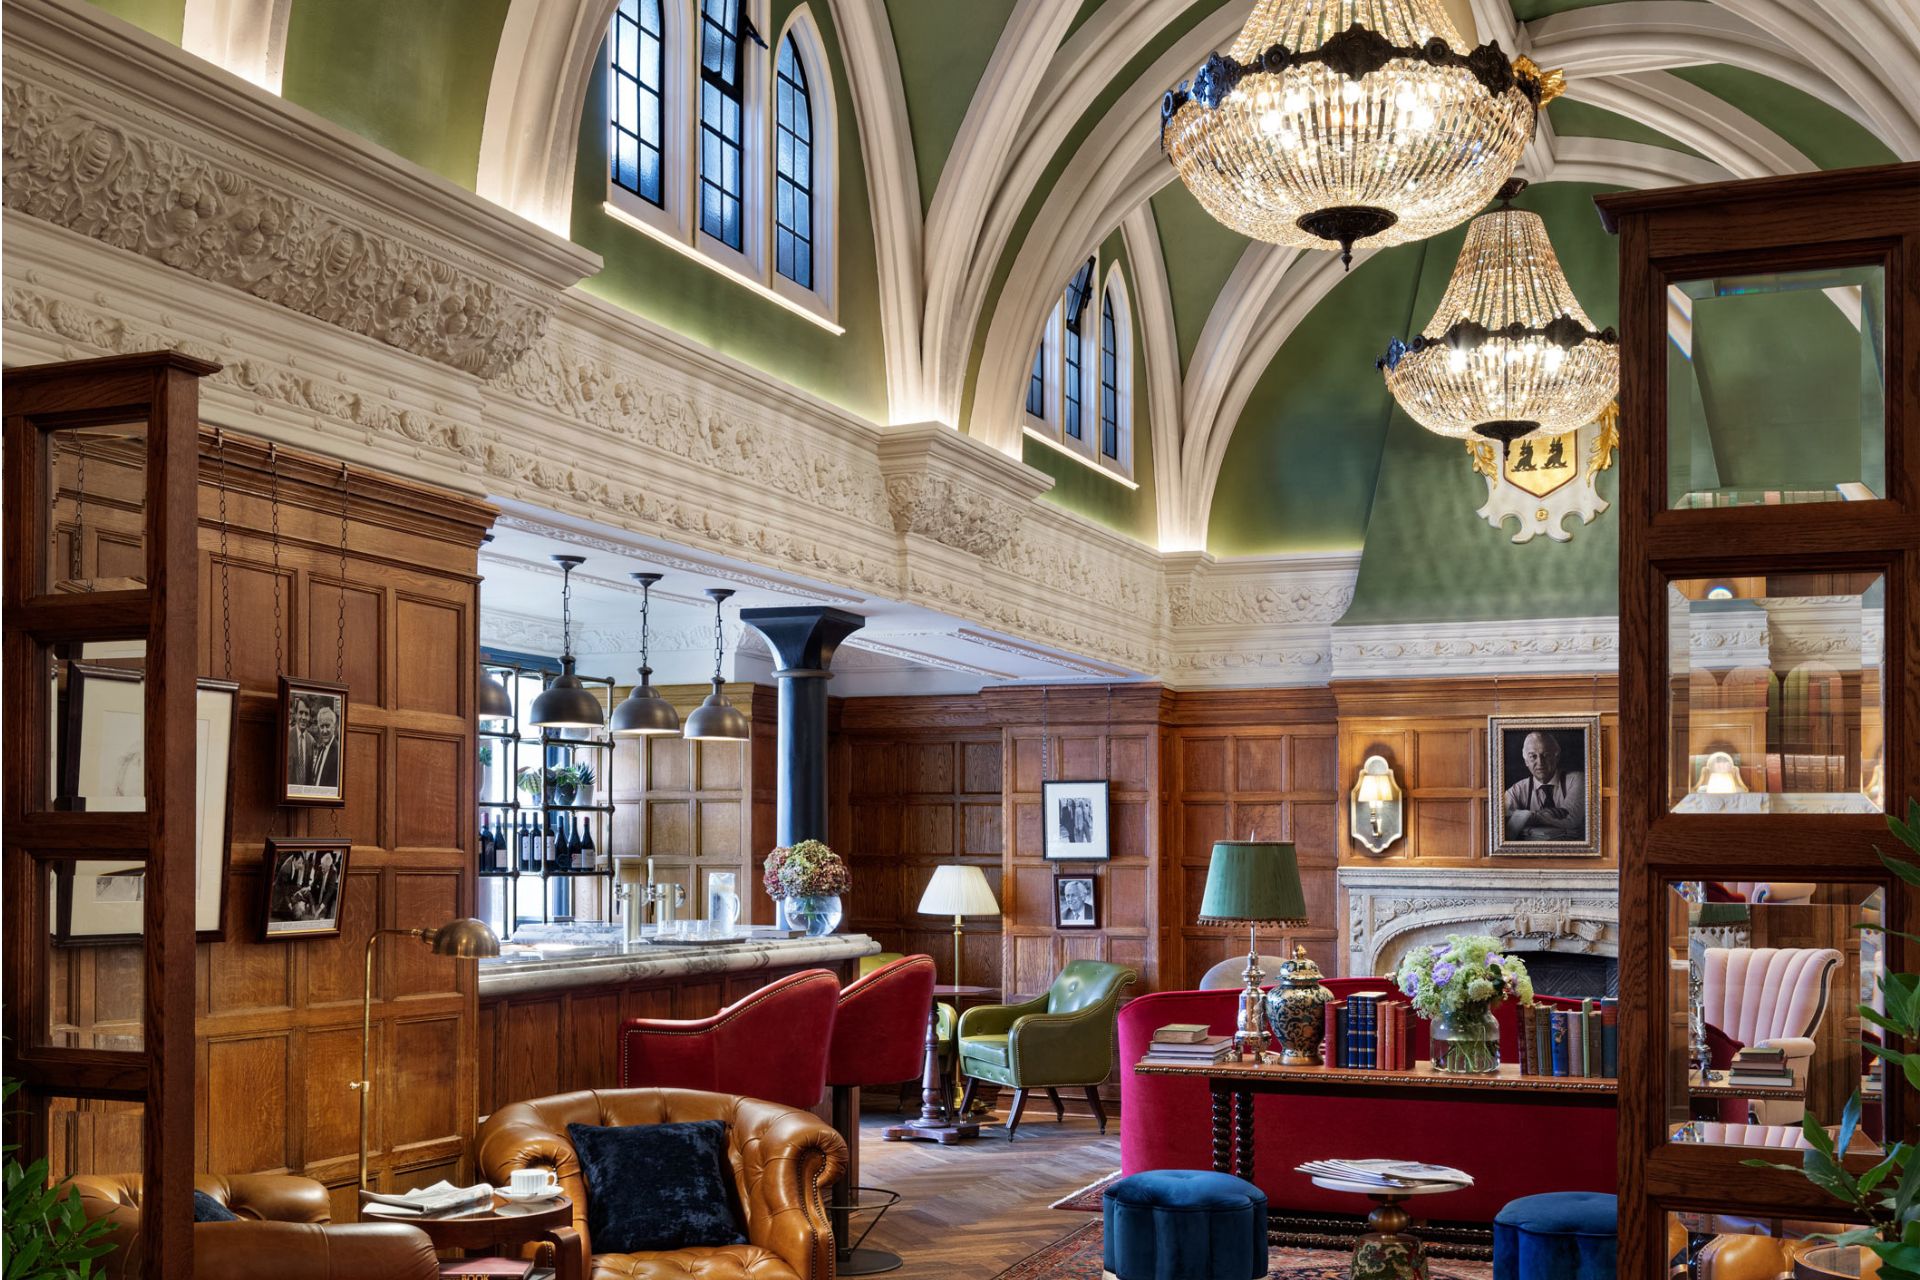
[278,676,348,807]
[54,664,238,943]
[262,838,352,939]
[1487,714,1602,857]
[1042,780,1110,862]
[1054,873,1099,929]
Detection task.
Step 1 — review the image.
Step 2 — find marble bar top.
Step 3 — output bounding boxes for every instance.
[477,929,882,998]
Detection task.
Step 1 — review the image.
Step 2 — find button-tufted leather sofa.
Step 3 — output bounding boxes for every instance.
[476,1087,846,1280]
[71,1172,439,1280]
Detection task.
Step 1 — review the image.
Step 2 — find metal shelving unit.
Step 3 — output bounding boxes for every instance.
[478,657,618,940]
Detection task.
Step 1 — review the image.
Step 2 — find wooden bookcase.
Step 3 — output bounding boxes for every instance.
[1598,165,1920,1274]
[3,352,219,1277]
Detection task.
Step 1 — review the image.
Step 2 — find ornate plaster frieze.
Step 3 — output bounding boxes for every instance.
[1331,616,1620,680]
[2,0,597,378]
[953,628,1137,679]
[1338,866,1620,979]
[1157,551,1359,687]
[843,634,1015,681]
[877,424,1050,560]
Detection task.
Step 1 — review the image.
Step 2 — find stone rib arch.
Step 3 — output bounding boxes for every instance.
[181,0,292,93]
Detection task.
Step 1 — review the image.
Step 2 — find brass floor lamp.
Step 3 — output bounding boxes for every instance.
[353,917,500,1189]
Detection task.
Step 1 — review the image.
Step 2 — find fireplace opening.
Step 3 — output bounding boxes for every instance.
[1520,951,1618,999]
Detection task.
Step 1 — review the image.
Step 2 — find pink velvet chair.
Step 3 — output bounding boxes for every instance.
[618,968,840,1110]
[1700,946,1842,1124]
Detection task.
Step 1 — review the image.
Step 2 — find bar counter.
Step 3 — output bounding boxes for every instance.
[476,926,880,1113]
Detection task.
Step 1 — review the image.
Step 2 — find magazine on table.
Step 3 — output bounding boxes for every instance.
[359,1180,494,1216]
[1295,1159,1474,1188]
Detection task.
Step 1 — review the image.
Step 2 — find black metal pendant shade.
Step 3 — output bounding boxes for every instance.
[478,668,514,720]
[527,554,604,730]
[611,572,682,737]
[684,586,749,741]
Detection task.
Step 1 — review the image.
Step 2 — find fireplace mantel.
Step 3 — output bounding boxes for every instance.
[1338,866,1620,979]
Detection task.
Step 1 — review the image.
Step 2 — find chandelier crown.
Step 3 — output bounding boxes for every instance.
[1163,0,1557,265]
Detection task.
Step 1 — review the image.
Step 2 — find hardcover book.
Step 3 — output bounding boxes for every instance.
[1569,1005,1587,1077]
[1601,1000,1619,1078]
[1152,1024,1211,1044]
[1579,1000,1595,1077]
[1534,1006,1553,1076]
[1550,1010,1570,1076]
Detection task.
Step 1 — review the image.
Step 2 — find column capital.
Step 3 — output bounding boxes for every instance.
[739,607,866,674]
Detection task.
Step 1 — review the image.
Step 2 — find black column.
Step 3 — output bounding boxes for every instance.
[738,607,865,844]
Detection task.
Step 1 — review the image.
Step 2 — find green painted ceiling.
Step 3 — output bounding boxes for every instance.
[1668,65,1898,170]
[882,0,1020,216]
[86,0,182,43]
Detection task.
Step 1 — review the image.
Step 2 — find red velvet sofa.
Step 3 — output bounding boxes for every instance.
[1118,980,1617,1222]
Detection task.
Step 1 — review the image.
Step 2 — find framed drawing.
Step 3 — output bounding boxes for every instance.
[1042,780,1110,862]
[1053,873,1099,929]
[278,676,348,807]
[55,664,237,943]
[1488,714,1603,858]
[262,838,352,939]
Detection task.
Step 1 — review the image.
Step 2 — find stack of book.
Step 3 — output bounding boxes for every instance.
[1295,1159,1474,1189]
[1321,994,1414,1070]
[1141,1024,1234,1066]
[1518,999,1618,1078]
[1726,1045,1795,1090]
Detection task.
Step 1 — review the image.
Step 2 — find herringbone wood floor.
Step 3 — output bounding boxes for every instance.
[850,1107,1119,1279]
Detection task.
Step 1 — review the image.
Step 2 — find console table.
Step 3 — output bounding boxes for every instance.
[1134,1059,1616,1180]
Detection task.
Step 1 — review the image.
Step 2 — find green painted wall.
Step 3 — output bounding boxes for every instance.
[280,0,508,189]
[1021,229,1159,545]
[883,0,1018,216]
[571,6,890,422]
[1151,185,1250,375]
[85,0,183,42]
[1672,66,1898,171]
[1510,0,1653,19]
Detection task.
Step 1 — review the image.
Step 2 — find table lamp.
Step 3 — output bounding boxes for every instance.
[353,917,500,1188]
[1198,841,1308,1062]
[917,864,999,993]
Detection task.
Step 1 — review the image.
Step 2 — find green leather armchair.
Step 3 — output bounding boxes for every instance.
[956,959,1137,1137]
[860,952,956,1109]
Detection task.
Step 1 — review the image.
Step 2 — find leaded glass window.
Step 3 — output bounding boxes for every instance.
[1100,290,1120,460]
[774,35,813,287]
[611,0,666,205]
[698,0,747,250]
[1063,258,1095,442]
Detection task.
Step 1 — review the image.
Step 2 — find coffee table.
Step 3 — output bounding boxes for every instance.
[1304,1170,1463,1280]
[361,1192,583,1280]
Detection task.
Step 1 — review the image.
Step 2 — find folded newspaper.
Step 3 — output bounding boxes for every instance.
[1295,1159,1474,1188]
[361,1180,494,1216]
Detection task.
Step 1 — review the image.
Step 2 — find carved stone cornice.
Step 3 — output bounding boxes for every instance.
[1332,616,1620,680]
[877,423,1052,560]
[2,0,597,378]
[1159,551,1361,688]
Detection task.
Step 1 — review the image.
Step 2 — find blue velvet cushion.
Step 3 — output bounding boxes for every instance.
[191,1190,238,1223]
[566,1119,748,1254]
[1493,1191,1618,1280]
[1102,1170,1268,1280]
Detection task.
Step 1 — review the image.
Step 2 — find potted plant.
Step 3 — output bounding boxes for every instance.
[1744,800,1920,1279]
[1395,934,1534,1074]
[3,1082,118,1278]
[516,766,543,807]
[550,762,595,807]
[763,841,851,937]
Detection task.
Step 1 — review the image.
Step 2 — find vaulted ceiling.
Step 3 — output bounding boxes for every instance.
[81,0,1918,602]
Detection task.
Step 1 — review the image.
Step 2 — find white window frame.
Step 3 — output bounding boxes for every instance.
[1021,253,1137,487]
[601,0,843,333]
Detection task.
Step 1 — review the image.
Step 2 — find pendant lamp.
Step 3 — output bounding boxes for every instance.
[1378,179,1618,442]
[1160,0,1562,267]
[610,572,682,737]
[684,588,749,742]
[476,534,514,721]
[527,554,606,730]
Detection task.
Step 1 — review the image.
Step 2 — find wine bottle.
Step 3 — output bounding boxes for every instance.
[581,818,599,871]
[478,815,494,873]
[542,813,555,871]
[556,814,573,872]
[518,814,533,872]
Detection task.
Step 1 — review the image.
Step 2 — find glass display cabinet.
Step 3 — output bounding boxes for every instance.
[1599,165,1918,1276]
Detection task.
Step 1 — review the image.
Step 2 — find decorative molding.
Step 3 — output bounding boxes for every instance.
[953,628,1134,679]
[842,634,1014,681]
[1160,552,1360,688]
[1338,866,1619,979]
[1332,617,1620,680]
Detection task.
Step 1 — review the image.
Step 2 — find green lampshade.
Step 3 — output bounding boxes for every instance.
[1197,841,1307,926]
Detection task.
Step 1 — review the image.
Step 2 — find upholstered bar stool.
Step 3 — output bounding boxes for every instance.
[827,954,938,1274]
[617,968,840,1110]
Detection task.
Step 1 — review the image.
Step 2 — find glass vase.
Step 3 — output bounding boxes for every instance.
[781,893,842,937]
[1429,1008,1500,1074]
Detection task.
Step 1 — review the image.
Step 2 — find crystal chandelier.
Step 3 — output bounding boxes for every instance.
[1378,179,1618,443]
[1161,0,1561,266]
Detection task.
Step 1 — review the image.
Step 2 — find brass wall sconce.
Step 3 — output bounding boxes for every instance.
[1350,754,1404,854]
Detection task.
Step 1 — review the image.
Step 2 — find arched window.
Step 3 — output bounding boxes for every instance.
[1098,268,1133,474]
[1062,257,1095,444]
[697,0,749,251]
[1026,343,1047,419]
[1021,257,1134,481]
[611,0,667,206]
[1100,290,1120,461]
[773,34,813,288]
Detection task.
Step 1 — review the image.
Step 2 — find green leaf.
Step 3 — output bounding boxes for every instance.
[1804,1112,1840,1159]
[1839,1091,1865,1162]
[1879,846,1920,886]
[1860,1151,1903,1199]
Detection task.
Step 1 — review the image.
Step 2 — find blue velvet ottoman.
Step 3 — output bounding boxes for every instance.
[1494,1192,1618,1280]
[1101,1170,1268,1280]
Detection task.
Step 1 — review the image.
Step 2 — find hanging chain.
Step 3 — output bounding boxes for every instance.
[331,463,349,838]
[48,433,60,586]
[269,443,283,676]
[561,562,575,658]
[217,429,233,680]
[710,594,723,677]
[639,580,652,670]
[1040,687,1051,784]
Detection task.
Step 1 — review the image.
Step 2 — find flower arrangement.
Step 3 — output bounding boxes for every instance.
[762,840,851,900]
[1395,934,1533,1073]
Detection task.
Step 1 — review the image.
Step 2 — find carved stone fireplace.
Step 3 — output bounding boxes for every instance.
[1338,866,1620,997]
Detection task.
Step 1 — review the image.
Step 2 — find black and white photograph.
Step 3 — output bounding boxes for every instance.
[1054,874,1099,929]
[278,676,348,806]
[262,838,352,939]
[1488,714,1602,858]
[1042,779,1110,861]
[56,664,238,943]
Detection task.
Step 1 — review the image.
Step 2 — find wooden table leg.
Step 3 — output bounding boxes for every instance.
[882,1001,978,1143]
[1210,1084,1232,1173]
[544,1225,584,1280]
[1234,1088,1254,1182]
[1352,1194,1426,1280]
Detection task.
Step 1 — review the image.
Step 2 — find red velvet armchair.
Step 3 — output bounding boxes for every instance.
[1118,981,1618,1222]
[619,968,840,1110]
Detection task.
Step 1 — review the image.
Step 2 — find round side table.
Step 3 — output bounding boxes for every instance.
[361,1193,583,1280]
[1306,1175,1459,1280]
